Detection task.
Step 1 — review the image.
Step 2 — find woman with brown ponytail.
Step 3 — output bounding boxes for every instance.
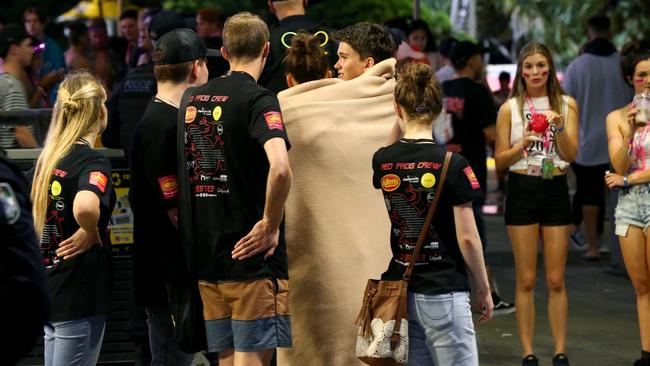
[31,71,116,366]
[373,63,492,365]
[283,32,332,87]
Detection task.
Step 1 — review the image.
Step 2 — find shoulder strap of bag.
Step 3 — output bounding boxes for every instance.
[402,151,452,281]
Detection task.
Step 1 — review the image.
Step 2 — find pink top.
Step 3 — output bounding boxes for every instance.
[630,126,650,172]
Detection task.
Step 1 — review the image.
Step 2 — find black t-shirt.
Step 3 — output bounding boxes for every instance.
[259,15,338,94]
[129,99,184,306]
[103,64,157,158]
[178,71,291,282]
[372,140,483,294]
[39,144,116,321]
[442,77,496,197]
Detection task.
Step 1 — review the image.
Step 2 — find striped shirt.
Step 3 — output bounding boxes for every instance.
[0,73,31,148]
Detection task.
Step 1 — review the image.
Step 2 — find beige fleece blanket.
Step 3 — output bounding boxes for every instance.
[277,59,396,366]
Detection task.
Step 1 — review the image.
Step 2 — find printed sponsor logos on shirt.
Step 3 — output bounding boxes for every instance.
[264,111,284,131]
[403,175,419,184]
[198,107,212,116]
[463,166,481,190]
[89,171,108,193]
[158,175,178,200]
[189,94,229,103]
[52,169,68,177]
[213,106,222,121]
[420,173,436,188]
[55,200,65,211]
[185,106,197,123]
[51,180,62,196]
[381,174,401,192]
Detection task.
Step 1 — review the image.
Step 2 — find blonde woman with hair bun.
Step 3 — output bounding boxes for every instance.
[30,71,116,366]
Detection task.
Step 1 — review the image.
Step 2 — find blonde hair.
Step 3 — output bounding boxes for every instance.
[31,71,107,238]
[511,42,566,120]
[223,12,269,62]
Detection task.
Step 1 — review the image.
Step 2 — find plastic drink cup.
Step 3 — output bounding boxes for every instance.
[634,92,650,127]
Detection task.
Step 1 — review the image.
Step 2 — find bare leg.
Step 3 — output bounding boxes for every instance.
[620,227,650,352]
[219,349,234,366]
[508,224,540,357]
[234,349,274,366]
[541,225,569,355]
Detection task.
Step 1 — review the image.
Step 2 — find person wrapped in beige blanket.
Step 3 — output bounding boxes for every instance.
[277,22,398,366]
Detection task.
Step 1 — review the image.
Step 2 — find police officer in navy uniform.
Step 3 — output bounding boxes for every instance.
[260,0,338,94]
[0,149,50,365]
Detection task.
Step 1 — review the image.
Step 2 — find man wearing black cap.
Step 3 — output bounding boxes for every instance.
[177,12,292,366]
[129,28,208,365]
[102,10,188,158]
[0,25,38,148]
[443,40,515,315]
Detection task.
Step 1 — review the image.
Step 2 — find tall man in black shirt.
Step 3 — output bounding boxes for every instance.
[129,28,209,365]
[259,0,337,93]
[178,12,292,366]
[442,40,514,315]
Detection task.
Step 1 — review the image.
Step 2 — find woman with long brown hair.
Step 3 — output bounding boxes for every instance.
[604,40,650,366]
[495,42,579,366]
[31,70,115,366]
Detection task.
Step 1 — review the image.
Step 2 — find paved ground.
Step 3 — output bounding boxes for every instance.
[476,163,640,366]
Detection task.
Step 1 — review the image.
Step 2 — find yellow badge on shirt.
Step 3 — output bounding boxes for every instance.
[51,180,62,196]
[421,173,436,188]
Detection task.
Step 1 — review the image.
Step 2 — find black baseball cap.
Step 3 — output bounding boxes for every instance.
[0,25,30,58]
[449,40,488,64]
[148,10,190,41]
[153,28,206,65]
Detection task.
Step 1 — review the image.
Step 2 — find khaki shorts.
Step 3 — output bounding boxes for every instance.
[198,278,292,352]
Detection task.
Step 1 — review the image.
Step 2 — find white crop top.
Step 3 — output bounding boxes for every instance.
[508,95,570,171]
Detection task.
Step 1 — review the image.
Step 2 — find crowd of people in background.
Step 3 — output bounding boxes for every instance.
[1,1,650,366]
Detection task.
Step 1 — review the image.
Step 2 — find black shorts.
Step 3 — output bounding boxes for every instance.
[572,163,609,206]
[504,172,571,226]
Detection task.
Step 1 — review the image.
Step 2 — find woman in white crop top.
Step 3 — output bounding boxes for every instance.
[494,42,579,366]
[604,40,650,366]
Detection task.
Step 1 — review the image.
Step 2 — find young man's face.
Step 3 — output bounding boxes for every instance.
[24,13,44,39]
[13,38,35,67]
[120,17,138,43]
[334,42,368,81]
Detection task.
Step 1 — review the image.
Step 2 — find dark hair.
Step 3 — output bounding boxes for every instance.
[23,7,47,24]
[620,40,650,86]
[587,15,611,35]
[197,8,223,24]
[154,58,205,83]
[223,12,269,62]
[395,63,443,122]
[67,22,88,46]
[0,24,30,58]
[333,22,395,63]
[498,71,510,81]
[439,37,458,58]
[284,33,329,84]
[408,19,437,52]
[119,9,139,22]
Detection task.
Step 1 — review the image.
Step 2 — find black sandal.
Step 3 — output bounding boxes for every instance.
[522,354,538,366]
[553,353,571,366]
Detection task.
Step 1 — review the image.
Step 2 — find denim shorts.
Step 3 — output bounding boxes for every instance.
[614,184,650,236]
[407,291,478,366]
[199,278,292,353]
